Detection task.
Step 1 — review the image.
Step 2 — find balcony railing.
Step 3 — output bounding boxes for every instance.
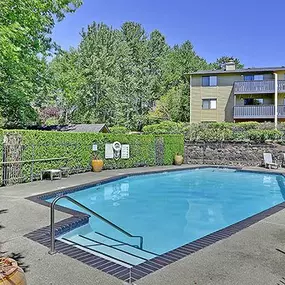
[233,105,285,119]
[234,80,285,94]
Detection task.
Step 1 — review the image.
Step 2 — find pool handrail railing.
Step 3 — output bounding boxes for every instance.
[48,195,144,254]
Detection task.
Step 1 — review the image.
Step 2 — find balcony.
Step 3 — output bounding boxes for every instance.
[233,105,285,119]
[234,80,285,94]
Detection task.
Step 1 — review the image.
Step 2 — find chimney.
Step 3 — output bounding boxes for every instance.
[225,61,236,71]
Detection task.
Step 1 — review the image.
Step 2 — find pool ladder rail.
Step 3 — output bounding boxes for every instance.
[49,195,144,255]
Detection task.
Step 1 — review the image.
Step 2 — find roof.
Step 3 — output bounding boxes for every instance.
[62,124,110,133]
[189,66,285,76]
[29,124,110,133]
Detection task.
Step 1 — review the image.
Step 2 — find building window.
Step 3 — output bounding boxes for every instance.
[244,98,264,105]
[244,75,254,81]
[254,75,264,80]
[244,74,264,81]
[202,76,217,86]
[202,99,217,109]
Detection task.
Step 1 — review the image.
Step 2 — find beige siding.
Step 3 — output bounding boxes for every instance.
[225,89,234,121]
[200,110,217,122]
[218,74,242,86]
[191,74,241,87]
[191,76,202,87]
[190,74,235,123]
[190,84,234,123]
[190,86,203,123]
[277,72,285,80]
[200,87,219,98]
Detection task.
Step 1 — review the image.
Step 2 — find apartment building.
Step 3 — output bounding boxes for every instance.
[189,62,285,124]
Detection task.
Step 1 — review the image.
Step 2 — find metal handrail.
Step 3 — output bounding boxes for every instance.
[49,195,143,254]
[0,157,69,165]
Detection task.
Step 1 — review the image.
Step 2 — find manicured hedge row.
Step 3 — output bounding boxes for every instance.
[0,130,184,183]
[163,135,184,164]
[143,121,186,134]
[109,126,128,134]
[187,122,283,142]
[142,121,285,143]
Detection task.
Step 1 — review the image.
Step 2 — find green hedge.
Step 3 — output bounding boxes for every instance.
[0,130,184,183]
[245,129,282,143]
[163,135,184,164]
[143,121,187,134]
[187,123,283,142]
[109,126,128,134]
[142,121,285,143]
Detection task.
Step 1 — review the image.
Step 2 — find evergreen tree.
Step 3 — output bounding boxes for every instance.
[46,22,243,129]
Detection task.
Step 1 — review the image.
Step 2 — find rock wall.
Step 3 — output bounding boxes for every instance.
[184,141,285,166]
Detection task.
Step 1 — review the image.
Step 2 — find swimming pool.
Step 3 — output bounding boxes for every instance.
[46,167,285,266]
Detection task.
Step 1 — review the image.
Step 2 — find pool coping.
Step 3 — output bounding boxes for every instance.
[25,165,285,283]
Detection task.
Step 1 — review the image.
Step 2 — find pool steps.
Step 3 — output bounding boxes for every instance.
[60,231,157,266]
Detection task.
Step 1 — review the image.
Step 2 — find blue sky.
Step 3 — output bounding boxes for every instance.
[52,0,285,67]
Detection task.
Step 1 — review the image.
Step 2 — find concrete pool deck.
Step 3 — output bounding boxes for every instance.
[1,165,285,284]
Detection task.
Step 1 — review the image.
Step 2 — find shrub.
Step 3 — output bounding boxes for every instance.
[234,122,259,130]
[278,122,285,132]
[142,121,285,143]
[185,123,234,142]
[45,118,59,126]
[184,122,284,143]
[142,121,185,134]
[109,126,128,134]
[163,135,184,164]
[257,122,275,130]
[246,129,282,143]
[206,122,235,130]
[0,130,184,183]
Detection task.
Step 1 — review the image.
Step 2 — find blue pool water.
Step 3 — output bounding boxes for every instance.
[47,168,285,255]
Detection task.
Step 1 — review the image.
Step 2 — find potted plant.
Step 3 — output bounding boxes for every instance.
[174,153,183,166]
[91,152,104,172]
[0,257,26,284]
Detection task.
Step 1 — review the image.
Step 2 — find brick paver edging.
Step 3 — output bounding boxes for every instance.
[25,166,285,283]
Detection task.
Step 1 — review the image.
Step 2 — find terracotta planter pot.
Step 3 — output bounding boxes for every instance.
[174,155,183,166]
[0,258,26,285]
[91,159,104,172]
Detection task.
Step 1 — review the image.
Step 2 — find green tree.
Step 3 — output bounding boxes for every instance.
[148,30,169,98]
[210,56,244,70]
[70,22,168,130]
[154,41,209,122]
[161,41,208,91]
[48,49,83,124]
[149,83,190,122]
[119,22,158,130]
[48,22,244,129]
[0,0,82,127]
[75,23,126,124]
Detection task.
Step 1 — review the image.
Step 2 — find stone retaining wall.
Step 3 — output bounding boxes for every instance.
[184,141,285,166]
